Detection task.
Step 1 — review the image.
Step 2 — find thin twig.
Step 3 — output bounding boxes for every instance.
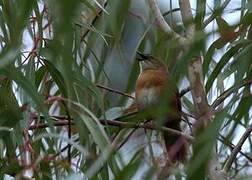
[96,84,134,99]
[181,116,252,163]
[179,87,191,97]
[162,8,181,17]
[97,84,191,99]
[31,114,252,164]
[115,119,152,150]
[30,116,193,141]
[29,121,73,130]
[223,123,252,172]
[47,138,79,161]
[115,128,137,150]
[218,135,252,163]
[203,0,232,28]
[80,1,108,41]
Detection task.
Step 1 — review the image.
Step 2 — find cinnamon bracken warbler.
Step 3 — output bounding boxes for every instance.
[135,52,187,163]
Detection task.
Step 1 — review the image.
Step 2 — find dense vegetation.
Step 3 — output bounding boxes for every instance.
[0,0,251,179]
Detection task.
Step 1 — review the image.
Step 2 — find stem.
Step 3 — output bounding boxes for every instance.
[148,0,186,43]
[223,123,252,172]
[30,117,193,141]
[178,0,195,37]
[80,1,108,41]
[61,101,72,164]
[178,0,226,179]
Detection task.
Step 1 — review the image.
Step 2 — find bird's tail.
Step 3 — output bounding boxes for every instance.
[163,122,187,163]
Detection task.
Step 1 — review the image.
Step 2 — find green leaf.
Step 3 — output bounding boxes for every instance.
[0,80,21,128]
[187,109,227,179]
[34,132,88,156]
[73,73,104,111]
[216,17,233,33]
[115,151,143,180]
[205,45,241,93]
[0,47,19,68]
[35,65,47,89]
[69,100,109,149]
[42,59,68,97]
[203,37,226,75]
[0,67,49,121]
[195,0,206,30]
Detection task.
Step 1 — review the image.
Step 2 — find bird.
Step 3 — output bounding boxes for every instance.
[134,52,187,164]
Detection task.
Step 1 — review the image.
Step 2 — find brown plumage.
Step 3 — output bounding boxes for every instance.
[135,53,187,163]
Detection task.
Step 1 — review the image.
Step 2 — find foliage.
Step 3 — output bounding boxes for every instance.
[0,0,251,179]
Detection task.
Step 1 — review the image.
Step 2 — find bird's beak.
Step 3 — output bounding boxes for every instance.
[136,51,148,61]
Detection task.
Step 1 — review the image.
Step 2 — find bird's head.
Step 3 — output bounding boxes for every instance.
[136,52,166,71]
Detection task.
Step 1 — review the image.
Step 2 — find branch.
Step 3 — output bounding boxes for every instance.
[46,138,79,161]
[29,121,73,130]
[182,115,252,163]
[31,114,252,165]
[178,1,225,179]
[181,113,252,163]
[30,117,193,142]
[43,122,252,167]
[178,0,195,38]
[223,123,252,172]
[188,57,210,119]
[218,135,252,163]
[178,0,209,118]
[162,8,181,17]
[147,0,186,43]
[203,0,232,28]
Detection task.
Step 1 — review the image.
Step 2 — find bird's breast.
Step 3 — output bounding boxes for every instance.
[135,69,168,109]
[136,87,160,109]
